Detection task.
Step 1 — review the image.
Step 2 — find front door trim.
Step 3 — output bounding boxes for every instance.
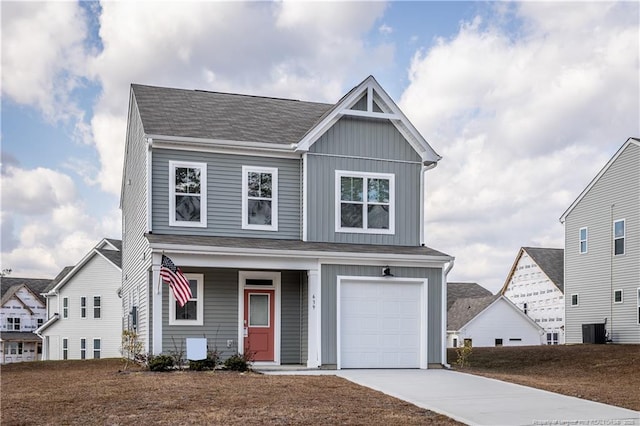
[238,271,281,365]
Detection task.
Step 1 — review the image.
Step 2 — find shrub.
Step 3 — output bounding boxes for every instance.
[223,353,253,372]
[189,351,220,371]
[148,354,175,372]
[120,330,144,371]
[455,342,473,368]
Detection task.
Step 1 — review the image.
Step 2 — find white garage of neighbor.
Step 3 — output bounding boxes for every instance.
[337,276,428,369]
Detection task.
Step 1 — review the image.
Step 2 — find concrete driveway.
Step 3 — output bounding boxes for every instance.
[261,368,640,426]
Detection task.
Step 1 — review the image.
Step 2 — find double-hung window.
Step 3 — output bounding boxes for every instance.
[169,161,207,227]
[93,339,101,359]
[335,171,395,234]
[80,297,86,318]
[614,289,623,304]
[93,296,101,319]
[579,227,588,254]
[62,338,68,360]
[80,338,86,360]
[169,273,204,326]
[614,219,625,255]
[7,318,20,331]
[242,166,278,231]
[63,297,68,319]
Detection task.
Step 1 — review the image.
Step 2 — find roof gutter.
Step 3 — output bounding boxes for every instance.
[145,134,295,152]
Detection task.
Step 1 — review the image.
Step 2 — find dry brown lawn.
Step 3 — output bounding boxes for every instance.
[1,359,457,425]
[448,344,640,411]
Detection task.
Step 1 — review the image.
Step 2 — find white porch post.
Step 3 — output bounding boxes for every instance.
[152,254,163,355]
[307,269,321,368]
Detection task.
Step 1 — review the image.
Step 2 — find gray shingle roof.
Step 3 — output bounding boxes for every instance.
[43,267,74,293]
[1,277,52,302]
[146,233,451,258]
[523,247,564,292]
[131,84,333,145]
[105,239,122,251]
[97,248,122,268]
[447,295,500,330]
[0,331,42,342]
[447,282,492,310]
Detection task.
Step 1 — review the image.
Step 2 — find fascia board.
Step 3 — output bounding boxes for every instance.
[150,138,300,159]
[120,89,136,210]
[48,246,103,294]
[458,297,501,330]
[35,314,59,335]
[501,296,545,331]
[93,249,123,271]
[146,134,297,153]
[147,242,452,265]
[499,248,525,295]
[560,138,639,222]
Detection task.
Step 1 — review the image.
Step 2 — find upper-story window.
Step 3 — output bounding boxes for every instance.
[63,297,68,319]
[169,161,207,228]
[7,317,20,331]
[242,166,278,231]
[613,219,625,255]
[579,227,588,254]
[80,297,86,318]
[93,296,101,319]
[335,170,395,234]
[169,273,204,326]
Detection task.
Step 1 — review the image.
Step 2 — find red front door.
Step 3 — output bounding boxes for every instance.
[243,289,275,361]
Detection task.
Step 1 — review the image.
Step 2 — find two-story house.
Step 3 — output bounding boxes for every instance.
[1,277,51,363]
[500,247,565,344]
[37,239,122,360]
[121,76,454,369]
[560,137,639,344]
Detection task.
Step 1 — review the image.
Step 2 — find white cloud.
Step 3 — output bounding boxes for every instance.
[379,23,393,35]
[1,166,77,215]
[402,2,639,292]
[1,2,89,125]
[87,1,389,195]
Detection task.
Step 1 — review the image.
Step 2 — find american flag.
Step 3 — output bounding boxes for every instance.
[160,255,192,307]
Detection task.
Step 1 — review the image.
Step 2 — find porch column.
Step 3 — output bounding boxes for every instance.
[307,269,321,368]
[152,255,163,355]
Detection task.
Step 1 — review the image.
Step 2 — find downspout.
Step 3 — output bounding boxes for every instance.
[441,257,455,368]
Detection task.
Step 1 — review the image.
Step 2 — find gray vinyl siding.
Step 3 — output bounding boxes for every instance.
[320,264,443,366]
[162,268,304,363]
[281,271,303,364]
[122,95,153,351]
[151,149,301,239]
[564,142,640,343]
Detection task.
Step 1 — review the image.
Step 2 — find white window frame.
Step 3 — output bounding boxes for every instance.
[169,273,204,326]
[93,338,101,359]
[579,227,588,254]
[637,288,640,325]
[335,170,395,234]
[93,296,101,319]
[63,297,68,319]
[613,219,625,256]
[241,166,278,231]
[169,161,207,228]
[80,296,86,319]
[613,289,623,304]
[80,338,86,360]
[62,338,68,360]
[571,294,579,307]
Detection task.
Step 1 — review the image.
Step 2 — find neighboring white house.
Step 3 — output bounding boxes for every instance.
[500,247,565,345]
[37,239,122,360]
[1,278,51,364]
[560,137,640,344]
[447,294,544,348]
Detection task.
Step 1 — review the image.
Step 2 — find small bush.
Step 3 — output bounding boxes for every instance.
[455,342,473,368]
[189,351,220,371]
[224,353,252,372]
[148,354,175,372]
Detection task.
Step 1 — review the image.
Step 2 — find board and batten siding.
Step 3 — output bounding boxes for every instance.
[320,264,443,366]
[151,149,301,239]
[564,142,640,343]
[122,95,153,351]
[162,268,304,363]
[307,117,422,245]
[41,255,122,360]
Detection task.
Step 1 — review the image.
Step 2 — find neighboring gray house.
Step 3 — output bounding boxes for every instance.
[120,75,454,369]
[560,137,640,344]
[0,277,51,363]
[37,239,123,360]
[500,247,565,344]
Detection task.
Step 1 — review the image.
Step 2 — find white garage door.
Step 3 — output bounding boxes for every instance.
[340,279,423,369]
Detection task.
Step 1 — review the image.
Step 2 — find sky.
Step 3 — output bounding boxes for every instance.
[1,1,638,293]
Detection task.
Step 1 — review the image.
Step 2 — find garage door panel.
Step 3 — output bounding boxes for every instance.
[340,280,423,369]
